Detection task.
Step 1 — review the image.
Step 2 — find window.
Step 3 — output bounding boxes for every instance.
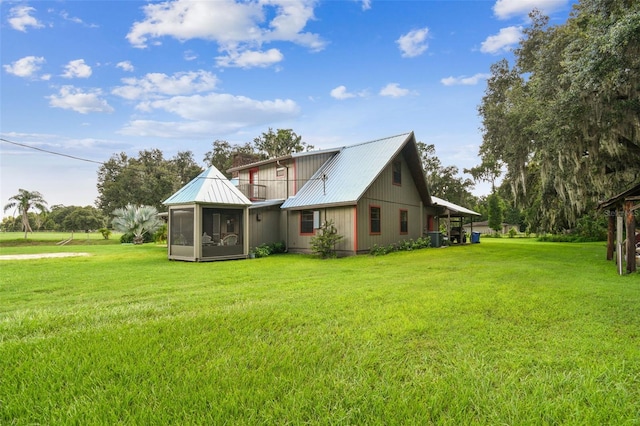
[370,206,381,234]
[301,210,315,234]
[276,167,286,178]
[400,210,408,234]
[392,160,401,185]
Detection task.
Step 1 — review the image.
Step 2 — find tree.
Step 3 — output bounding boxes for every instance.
[416,142,475,206]
[62,206,106,231]
[97,150,203,215]
[3,189,48,238]
[487,193,505,234]
[112,204,163,244]
[253,128,314,158]
[203,139,257,178]
[476,2,640,231]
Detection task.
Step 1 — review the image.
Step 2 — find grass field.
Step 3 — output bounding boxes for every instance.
[1,237,639,424]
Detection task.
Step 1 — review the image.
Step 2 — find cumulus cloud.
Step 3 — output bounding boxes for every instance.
[379,83,410,97]
[397,27,429,58]
[8,6,44,32]
[120,93,300,137]
[112,70,219,100]
[440,73,491,86]
[48,86,114,114]
[116,61,134,72]
[331,85,366,100]
[480,26,522,54]
[3,56,46,78]
[493,0,568,19]
[62,59,92,78]
[126,0,325,68]
[216,48,284,68]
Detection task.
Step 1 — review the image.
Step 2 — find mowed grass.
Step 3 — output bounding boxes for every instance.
[0,231,122,249]
[1,238,639,424]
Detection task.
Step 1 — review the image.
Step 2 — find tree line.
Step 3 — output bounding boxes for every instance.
[474,0,639,232]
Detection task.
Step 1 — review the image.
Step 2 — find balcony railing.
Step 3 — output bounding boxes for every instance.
[238,183,266,201]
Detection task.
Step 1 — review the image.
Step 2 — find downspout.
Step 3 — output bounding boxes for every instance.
[277,160,290,252]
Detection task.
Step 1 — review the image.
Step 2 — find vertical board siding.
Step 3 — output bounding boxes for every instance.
[293,152,337,195]
[249,207,284,248]
[286,206,354,255]
[357,154,423,251]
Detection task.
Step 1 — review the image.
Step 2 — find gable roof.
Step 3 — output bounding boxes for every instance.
[431,196,481,216]
[164,166,251,206]
[597,181,640,211]
[281,132,431,210]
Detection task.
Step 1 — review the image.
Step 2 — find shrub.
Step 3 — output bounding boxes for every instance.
[98,228,112,240]
[252,241,286,258]
[154,224,168,243]
[310,220,344,259]
[369,237,430,256]
[120,232,153,244]
[508,227,517,238]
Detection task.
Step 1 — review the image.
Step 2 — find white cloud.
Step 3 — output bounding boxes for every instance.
[8,6,44,32]
[493,0,568,19]
[126,0,324,68]
[397,27,429,58]
[441,73,491,86]
[216,48,284,68]
[116,61,134,72]
[184,50,198,61]
[330,86,356,100]
[480,26,522,54]
[3,56,46,78]
[48,86,114,114]
[379,83,410,97]
[62,59,92,78]
[120,93,300,137]
[360,0,372,11]
[112,70,219,100]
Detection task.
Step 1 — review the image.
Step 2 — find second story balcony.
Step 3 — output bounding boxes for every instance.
[238,183,266,201]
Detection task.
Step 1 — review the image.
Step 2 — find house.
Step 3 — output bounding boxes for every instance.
[164,131,480,260]
[163,166,252,261]
[462,220,517,235]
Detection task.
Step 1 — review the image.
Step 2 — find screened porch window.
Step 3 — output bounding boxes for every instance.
[170,208,194,246]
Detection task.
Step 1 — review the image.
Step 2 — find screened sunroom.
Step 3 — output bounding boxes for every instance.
[164,166,251,262]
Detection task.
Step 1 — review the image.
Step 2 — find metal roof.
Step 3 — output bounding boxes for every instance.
[163,166,252,206]
[227,147,342,173]
[431,195,481,216]
[282,132,429,210]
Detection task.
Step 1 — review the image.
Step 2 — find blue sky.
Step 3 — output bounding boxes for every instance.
[1,0,577,216]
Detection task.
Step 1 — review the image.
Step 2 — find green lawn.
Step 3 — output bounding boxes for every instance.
[1,238,638,424]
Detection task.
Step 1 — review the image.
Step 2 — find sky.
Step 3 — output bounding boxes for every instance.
[1,0,578,218]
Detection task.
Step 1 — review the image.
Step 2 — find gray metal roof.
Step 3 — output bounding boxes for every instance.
[282,132,428,210]
[431,196,480,216]
[227,147,342,173]
[164,166,251,206]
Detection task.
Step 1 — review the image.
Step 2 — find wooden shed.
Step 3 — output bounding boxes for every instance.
[597,182,640,274]
[164,166,251,262]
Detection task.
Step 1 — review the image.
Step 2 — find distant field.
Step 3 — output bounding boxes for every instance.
[1,238,638,424]
[0,231,123,247]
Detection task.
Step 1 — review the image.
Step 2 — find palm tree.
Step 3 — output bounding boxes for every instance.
[3,189,48,238]
[112,204,163,244]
